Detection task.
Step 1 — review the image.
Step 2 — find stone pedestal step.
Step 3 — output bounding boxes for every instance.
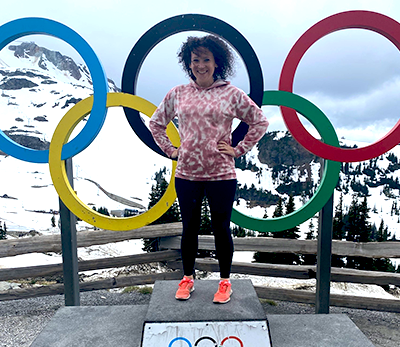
[142,279,271,346]
[30,279,375,347]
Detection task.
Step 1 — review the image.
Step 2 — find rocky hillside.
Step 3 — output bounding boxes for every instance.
[0,41,119,153]
[234,129,400,239]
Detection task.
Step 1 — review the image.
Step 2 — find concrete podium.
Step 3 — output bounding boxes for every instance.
[30,279,375,347]
[142,279,270,345]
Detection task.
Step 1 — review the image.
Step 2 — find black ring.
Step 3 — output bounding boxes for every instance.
[121,13,264,158]
[194,336,218,346]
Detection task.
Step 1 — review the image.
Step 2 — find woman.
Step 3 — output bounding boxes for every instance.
[149,35,269,304]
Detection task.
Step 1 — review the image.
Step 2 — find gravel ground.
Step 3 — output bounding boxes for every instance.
[1,289,399,347]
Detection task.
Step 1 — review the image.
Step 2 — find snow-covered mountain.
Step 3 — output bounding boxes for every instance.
[0,41,118,149]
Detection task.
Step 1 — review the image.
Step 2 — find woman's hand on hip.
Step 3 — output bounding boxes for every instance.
[217,141,236,157]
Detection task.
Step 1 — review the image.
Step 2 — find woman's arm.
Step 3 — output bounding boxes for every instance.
[233,89,269,158]
[149,88,178,159]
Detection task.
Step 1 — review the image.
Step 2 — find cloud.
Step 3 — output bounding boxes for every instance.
[302,75,400,131]
[261,73,400,143]
[291,29,400,99]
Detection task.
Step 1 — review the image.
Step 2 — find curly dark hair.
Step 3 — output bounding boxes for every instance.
[178,35,235,81]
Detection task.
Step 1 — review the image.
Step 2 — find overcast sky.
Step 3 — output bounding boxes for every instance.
[2,0,400,143]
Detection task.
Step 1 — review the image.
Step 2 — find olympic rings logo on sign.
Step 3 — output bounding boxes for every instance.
[168,335,243,346]
[0,11,399,231]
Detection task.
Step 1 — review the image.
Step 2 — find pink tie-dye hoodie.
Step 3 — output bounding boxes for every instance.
[149,79,269,181]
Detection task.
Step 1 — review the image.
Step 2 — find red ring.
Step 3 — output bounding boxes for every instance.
[279,10,400,162]
[220,336,244,346]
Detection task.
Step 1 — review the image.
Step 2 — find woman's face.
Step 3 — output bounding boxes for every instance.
[189,47,218,88]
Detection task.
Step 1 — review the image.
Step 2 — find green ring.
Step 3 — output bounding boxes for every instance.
[231,90,341,232]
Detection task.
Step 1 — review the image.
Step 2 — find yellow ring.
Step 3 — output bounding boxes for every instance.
[49,92,180,231]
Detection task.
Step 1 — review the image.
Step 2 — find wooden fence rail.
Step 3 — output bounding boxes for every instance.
[0,271,183,301]
[0,223,183,258]
[0,250,181,281]
[159,235,400,258]
[2,224,399,259]
[166,258,400,287]
[253,287,400,313]
[1,222,400,312]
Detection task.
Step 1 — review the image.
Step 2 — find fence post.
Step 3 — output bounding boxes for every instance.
[59,158,80,306]
[315,192,334,314]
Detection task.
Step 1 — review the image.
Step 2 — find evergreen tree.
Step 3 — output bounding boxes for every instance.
[253,197,284,263]
[383,225,391,241]
[376,219,385,242]
[370,258,396,273]
[305,218,315,240]
[343,162,349,175]
[358,197,371,243]
[280,195,300,239]
[259,209,272,237]
[369,223,378,243]
[197,197,215,258]
[345,195,362,243]
[272,195,301,264]
[331,193,346,267]
[147,167,180,225]
[303,218,317,265]
[254,196,301,265]
[97,207,110,216]
[346,195,364,268]
[332,193,345,240]
[51,215,56,228]
[333,196,397,272]
[369,219,396,272]
[0,222,6,240]
[232,225,246,237]
[273,197,284,218]
[143,167,180,253]
[199,197,212,236]
[345,196,383,270]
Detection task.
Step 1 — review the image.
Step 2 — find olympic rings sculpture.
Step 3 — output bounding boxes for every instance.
[0,10,398,232]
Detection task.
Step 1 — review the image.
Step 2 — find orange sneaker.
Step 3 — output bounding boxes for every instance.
[213,280,232,304]
[175,277,194,300]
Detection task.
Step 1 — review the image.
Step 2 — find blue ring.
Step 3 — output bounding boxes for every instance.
[0,17,108,163]
[169,337,192,347]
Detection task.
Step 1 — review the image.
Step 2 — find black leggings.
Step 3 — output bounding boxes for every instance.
[175,178,237,279]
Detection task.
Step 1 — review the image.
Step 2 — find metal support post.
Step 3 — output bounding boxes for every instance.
[315,192,334,313]
[59,158,80,306]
